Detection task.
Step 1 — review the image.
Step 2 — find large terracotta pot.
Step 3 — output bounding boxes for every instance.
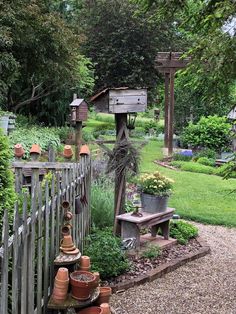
[70,271,96,301]
[77,306,102,314]
[96,287,112,305]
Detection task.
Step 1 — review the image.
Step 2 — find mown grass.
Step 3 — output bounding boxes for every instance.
[141,140,236,227]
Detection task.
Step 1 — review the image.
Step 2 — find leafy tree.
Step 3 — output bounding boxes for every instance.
[80,0,186,99]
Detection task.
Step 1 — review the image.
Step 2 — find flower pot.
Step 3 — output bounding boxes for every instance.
[61,225,71,236]
[61,235,74,247]
[56,268,69,281]
[30,144,41,155]
[100,303,111,314]
[141,193,168,213]
[80,256,91,270]
[62,200,70,210]
[77,307,102,314]
[14,144,25,158]
[95,287,112,305]
[63,145,73,159]
[70,271,96,301]
[64,211,73,221]
[79,145,90,156]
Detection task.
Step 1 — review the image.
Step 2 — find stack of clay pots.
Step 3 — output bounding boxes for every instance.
[60,234,79,255]
[52,268,69,304]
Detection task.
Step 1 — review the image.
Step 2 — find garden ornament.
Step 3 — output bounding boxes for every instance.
[75,195,83,214]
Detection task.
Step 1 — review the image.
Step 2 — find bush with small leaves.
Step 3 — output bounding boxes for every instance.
[170,220,198,245]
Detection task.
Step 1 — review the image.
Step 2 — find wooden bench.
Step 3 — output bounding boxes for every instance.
[116,208,175,249]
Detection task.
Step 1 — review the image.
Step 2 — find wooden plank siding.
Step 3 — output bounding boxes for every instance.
[0,156,92,314]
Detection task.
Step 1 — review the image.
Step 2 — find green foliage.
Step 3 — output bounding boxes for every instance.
[144,120,164,136]
[170,161,216,175]
[82,129,95,143]
[9,127,60,158]
[142,244,161,259]
[197,157,215,167]
[91,178,114,229]
[170,220,198,245]
[81,0,185,100]
[139,171,174,196]
[215,161,236,179]
[84,229,130,279]
[0,129,16,229]
[173,153,192,162]
[194,148,217,160]
[181,116,232,152]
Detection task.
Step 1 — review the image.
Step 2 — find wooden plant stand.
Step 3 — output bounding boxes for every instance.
[116,208,175,249]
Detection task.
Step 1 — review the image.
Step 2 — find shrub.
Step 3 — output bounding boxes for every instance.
[181,115,232,152]
[0,130,16,231]
[214,162,236,179]
[197,157,215,167]
[194,148,217,160]
[170,161,215,175]
[142,244,161,259]
[170,220,198,245]
[91,177,114,229]
[144,120,164,136]
[173,150,193,161]
[82,129,95,143]
[84,229,130,279]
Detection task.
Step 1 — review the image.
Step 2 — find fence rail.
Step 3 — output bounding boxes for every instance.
[0,155,91,314]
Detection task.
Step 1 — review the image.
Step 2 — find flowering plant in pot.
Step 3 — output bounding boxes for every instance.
[138,171,174,213]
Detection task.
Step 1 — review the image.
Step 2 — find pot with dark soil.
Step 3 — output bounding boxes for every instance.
[70,271,96,301]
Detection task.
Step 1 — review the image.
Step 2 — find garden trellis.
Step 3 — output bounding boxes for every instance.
[0,155,91,314]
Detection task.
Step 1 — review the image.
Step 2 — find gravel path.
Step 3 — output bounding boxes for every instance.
[111,223,236,314]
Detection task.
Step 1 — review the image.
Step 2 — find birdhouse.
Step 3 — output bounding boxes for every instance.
[90,87,147,114]
[69,99,88,122]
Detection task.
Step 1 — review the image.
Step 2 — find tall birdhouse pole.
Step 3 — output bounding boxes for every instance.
[156,52,190,156]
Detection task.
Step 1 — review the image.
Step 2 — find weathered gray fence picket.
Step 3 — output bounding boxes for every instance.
[0,155,91,314]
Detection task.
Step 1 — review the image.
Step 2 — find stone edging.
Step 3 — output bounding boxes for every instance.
[111,237,210,293]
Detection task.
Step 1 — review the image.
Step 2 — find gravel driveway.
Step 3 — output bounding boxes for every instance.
[111,223,236,314]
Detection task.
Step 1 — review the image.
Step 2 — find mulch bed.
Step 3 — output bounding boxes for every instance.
[103,238,201,287]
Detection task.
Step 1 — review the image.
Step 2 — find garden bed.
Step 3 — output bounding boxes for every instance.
[104,237,210,292]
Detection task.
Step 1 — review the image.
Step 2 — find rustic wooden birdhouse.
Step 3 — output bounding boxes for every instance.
[69,98,88,122]
[90,87,147,114]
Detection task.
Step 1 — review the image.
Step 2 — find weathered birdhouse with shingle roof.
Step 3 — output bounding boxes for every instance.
[69,98,88,122]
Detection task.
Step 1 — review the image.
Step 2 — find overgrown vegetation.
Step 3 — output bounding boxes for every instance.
[84,228,130,279]
[142,244,161,259]
[170,220,198,245]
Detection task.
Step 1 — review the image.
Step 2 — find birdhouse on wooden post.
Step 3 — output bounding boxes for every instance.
[91,87,147,114]
[69,98,89,123]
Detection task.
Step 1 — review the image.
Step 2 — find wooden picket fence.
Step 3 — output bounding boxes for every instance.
[0,155,91,314]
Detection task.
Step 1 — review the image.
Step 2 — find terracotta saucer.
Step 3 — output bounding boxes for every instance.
[63,248,80,255]
[60,245,76,252]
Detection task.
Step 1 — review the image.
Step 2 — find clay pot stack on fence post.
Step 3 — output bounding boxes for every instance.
[60,234,79,255]
[52,268,69,304]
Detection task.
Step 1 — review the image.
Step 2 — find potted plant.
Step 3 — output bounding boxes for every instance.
[138,171,174,213]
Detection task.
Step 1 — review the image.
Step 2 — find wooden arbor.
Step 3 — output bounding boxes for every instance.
[91,87,147,234]
[155,52,190,156]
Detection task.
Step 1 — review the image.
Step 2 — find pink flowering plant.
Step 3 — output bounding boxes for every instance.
[139,171,174,197]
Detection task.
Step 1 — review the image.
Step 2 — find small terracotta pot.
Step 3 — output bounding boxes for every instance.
[30,144,41,155]
[90,272,100,289]
[96,287,112,305]
[61,235,74,247]
[77,307,102,314]
[80,256,91,269]
[63,145,73,159]
[62,200,70,210]
[70,270,96,301]
[79,145,90,156]
[61,225,71,236]
[100,303,111,314]
[64,211,73,221]
[14,144,25,158]
[56,268,69,281]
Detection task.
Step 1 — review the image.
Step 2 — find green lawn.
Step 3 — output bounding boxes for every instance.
[141,140,236,227]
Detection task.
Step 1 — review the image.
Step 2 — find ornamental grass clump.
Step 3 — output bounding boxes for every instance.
[139,171,174,197]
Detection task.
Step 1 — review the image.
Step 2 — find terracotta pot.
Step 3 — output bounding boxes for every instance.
[56,268,69,281]
[77,307,102,314]
[64,211,73,221]
[96,287,112,305]
[70,271,96,301]
[14,144,25,158]
[100,303,111,314]
[79,145,90,156]
[30,144,41,155]
[63,145,73,159]
[62,200,70,210]
[93,272,100,286]
[80,256,91,269]
[61,225,71,236]
[61,235,74,247]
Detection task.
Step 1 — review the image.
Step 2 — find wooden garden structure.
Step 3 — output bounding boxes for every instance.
[0,153,91,314]
[91,87,147,234]
[227,104,236,151]
[155,52,190,156]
